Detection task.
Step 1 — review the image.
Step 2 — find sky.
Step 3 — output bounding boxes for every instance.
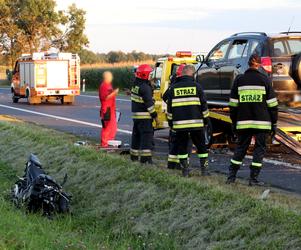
[56,0,301,54]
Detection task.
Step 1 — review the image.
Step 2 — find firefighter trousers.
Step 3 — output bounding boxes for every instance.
[168,130,180,169]
[231,131,267,168]
[176,129,208,161]
[130,119,154,164]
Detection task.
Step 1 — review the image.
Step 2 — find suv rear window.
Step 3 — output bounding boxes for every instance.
[287,39,301,54]
[272,38,301,56]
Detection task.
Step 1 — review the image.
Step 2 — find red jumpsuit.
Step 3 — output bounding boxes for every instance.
[99,82,117,147]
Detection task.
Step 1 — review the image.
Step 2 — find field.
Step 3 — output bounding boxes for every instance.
[0,117,301,249]
[81,61,154,91]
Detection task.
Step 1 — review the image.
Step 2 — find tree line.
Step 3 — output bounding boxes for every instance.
[78,49,166,65]
[0,0,88,67]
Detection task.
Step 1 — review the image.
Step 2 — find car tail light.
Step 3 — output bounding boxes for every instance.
[261,57,272,73]
[176,51,192,57]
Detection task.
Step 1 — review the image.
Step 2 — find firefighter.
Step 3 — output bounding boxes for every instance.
[99,71,119,147]
[163,64,185,170]
[166,65,210,177]
[130,64,158,164]
[227,54,278,186]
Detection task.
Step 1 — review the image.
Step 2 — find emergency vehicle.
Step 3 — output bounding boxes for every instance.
[11,52,80,104]
[152,51,203,129]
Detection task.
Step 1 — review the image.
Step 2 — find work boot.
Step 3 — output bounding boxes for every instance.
[130,155,139,162]
[249,167,264,186]
[226,164,240,184]
[200,158,210,176]
[180,159,191,177]
[167,162,181,170]
[140,156,153,165]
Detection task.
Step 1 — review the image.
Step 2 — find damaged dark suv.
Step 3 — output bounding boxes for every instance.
[197,32,301,105]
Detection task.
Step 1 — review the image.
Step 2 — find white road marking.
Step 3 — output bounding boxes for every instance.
[80,94,131,102]
[0,104,132,135]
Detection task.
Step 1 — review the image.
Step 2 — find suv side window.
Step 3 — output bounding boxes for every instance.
[273,40,286,56]
[153,62,163,89]
[228,40,248,60]
[207,40,231,62]
[250,40,261,54]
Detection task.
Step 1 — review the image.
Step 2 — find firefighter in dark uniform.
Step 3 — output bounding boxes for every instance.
[163,64,185,170]
[130,64,158,164]
[227,54,278,185]
[166,65,210,176]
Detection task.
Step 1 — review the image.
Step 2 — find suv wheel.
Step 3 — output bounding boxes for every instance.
[292,53,301,87]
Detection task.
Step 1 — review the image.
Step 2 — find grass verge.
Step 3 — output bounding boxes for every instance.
[0,120,301,249]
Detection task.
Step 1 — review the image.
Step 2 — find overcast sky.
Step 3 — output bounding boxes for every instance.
[56,0,301,54]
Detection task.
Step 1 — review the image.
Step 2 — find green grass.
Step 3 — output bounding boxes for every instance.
[0,120,301,249]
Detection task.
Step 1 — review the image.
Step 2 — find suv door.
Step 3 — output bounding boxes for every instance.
[197,40,231,103]
[219,39,250,101]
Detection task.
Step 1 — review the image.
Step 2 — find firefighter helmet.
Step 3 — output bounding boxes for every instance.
[176,64,185,77]
[136,64,153,80]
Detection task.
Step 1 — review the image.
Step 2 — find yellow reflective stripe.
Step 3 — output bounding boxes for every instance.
[140,149,152,156]
[252,162,262,168]
[267,99,278,107]
[166,113,173,120]
[168,155,180,163]
[237,124,271,130]
[132,116,152,119]
[197,153,208,158]
[172,97,200,103]
[173,119,203,125]
[203,109,209,118]
[131,97,144,103]
[237,120,271,125]
[130,149,139,156]
[229,99,239,107]
[231,159,242,165]
[238,85,265,90]
[238,89,266,95]
[178,154,188,159]
[131,94,144,103]
[172,101,201,107]
[173,123,204,129]
[132,112,152,119]
[147,105,156,113]
[229,102,239,107]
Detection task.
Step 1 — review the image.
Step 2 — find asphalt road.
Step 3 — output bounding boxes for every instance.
[1,87,301,194]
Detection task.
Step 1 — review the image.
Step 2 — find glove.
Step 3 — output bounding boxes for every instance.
[168,120,173,128]
[271,124,277,137]
[203,117,209,126]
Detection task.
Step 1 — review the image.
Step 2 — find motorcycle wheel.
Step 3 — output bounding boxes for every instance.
[58,196,70,213]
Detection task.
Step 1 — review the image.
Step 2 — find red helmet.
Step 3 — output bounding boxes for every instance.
[135,64,153,80]
[176,64,185,77]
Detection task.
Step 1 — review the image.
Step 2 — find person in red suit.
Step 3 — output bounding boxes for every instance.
[99,71,119,147]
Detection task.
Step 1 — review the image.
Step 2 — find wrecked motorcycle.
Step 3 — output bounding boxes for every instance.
[11,154,71,217]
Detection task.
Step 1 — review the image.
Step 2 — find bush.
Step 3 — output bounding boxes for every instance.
[81,67,135,90]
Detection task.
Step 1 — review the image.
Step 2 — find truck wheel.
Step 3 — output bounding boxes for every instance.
[292,53,301,88]
[61,96,75,105]
[12,92,19,103]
